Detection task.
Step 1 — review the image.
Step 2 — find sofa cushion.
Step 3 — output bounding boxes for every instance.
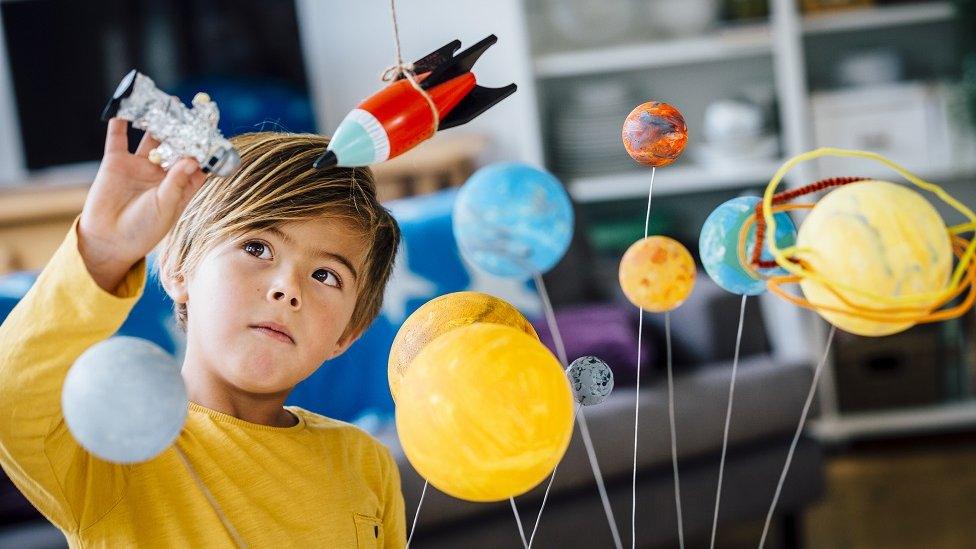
[530,303,656,387]
[0,258,182,356]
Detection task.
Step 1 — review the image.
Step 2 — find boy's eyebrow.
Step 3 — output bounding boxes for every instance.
[263,226,359,281]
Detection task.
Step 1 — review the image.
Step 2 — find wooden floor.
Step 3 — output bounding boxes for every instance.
[804,433,976,549]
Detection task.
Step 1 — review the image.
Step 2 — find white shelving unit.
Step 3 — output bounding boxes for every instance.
[524,0,975,443]
[529,0,965,202]
[524,0,822,376]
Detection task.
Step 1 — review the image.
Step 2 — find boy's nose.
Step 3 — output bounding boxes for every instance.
[269,289,300,309]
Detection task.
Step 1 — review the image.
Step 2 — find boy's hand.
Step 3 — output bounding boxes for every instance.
[78,118,208,293]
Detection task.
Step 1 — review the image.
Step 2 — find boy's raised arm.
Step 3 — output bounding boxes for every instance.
[0,119,207,532]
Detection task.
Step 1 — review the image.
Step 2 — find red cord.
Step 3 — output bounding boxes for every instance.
[750,177,869,268]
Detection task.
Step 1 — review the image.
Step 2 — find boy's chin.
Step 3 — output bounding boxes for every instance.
[225,361,298,395]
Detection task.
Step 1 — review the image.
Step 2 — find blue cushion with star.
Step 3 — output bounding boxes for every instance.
[0,255,182,356]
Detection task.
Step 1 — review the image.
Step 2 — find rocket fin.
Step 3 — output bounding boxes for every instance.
[438,83,517,130]
[420,35,498,90]
[399,39,462,79]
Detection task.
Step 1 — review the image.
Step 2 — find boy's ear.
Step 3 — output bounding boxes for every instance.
[328,327,365,360]
[161,273,189,304]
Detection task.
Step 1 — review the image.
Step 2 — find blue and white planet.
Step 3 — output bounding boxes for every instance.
[699,196,797,295]
[453,163,574,279]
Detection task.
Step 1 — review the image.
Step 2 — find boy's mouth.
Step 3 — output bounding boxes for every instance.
[250,323,295,344]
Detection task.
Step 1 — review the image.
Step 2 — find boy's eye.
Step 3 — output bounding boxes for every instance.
[244,240,342,289]
[313,269,342,288]
[243,241,272,260]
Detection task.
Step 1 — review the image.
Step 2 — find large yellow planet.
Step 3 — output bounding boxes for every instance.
[619,236,696,312]
[795,180,952,336]
[388,291,538,402]
[395,323,575,502]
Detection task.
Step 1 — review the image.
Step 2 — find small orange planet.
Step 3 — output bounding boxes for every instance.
[388,291,538,401]
[619,236,696,312]
[622,101,688,167]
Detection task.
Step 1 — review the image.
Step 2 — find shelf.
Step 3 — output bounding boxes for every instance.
[802,1,955,34]
[812,400,976,443]
[568,159,976,205]
[533,23,771,79]
[814,162,976,187]
[567,159,785,203]
[531,1,954,80]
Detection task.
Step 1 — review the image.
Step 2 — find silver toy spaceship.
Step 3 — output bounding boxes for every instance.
[101,69,240,177]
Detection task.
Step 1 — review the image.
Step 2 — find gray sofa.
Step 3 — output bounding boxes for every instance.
[385,356,823,549]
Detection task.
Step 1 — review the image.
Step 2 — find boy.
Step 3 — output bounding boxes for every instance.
[0,118,406,547]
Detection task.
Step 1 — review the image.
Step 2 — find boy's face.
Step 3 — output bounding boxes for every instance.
[171,217,369,395]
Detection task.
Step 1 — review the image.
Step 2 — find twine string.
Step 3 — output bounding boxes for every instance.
[383,0,440,132]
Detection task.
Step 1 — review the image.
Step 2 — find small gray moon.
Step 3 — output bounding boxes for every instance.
[567,356,614,406]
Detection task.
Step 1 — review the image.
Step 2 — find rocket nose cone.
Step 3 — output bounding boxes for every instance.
[313,150,338,169]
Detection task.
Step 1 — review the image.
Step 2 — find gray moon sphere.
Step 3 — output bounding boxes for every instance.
[61,336,188,464]
[567,356,614,406]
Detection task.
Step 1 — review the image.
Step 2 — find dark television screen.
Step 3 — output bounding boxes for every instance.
[1,0,315,170]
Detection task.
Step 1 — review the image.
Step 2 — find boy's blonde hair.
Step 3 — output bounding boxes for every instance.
[155,132,400,340]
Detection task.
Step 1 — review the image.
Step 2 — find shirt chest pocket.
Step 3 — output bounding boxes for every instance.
[354,513,383,548]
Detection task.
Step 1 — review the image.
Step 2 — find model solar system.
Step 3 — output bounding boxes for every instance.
[59,2,975,548]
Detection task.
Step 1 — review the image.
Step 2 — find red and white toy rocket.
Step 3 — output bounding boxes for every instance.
[313,35,516,169]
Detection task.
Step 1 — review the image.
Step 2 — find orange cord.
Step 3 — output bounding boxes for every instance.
[764,236,975,325]
[751,176,868,268]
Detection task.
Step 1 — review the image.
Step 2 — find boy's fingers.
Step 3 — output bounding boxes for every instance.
[189,170,207,189]
[135,131,161,158]
[104,118,130,155]
[156,158,201,215]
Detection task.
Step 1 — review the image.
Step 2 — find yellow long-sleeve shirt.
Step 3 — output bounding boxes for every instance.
[0,218,406,548]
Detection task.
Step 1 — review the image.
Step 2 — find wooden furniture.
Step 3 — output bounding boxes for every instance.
[369,134,487,201]
[0,183,88,274]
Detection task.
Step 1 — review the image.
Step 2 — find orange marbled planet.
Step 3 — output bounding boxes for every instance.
[622,101,688,167]
[619,236,696,312]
